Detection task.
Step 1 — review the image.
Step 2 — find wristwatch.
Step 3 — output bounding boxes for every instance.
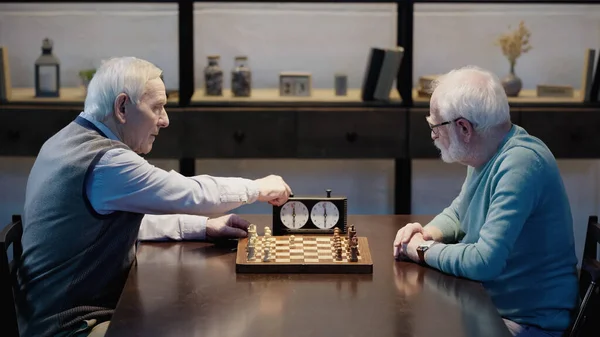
[416,240,435,264]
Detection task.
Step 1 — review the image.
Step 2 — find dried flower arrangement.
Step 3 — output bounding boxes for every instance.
[496,21,532,73]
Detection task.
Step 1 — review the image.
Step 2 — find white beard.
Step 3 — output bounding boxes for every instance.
[435,131,470,164]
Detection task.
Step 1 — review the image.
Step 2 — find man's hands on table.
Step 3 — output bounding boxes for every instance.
[393,222,442,263]
[207,214,251,240]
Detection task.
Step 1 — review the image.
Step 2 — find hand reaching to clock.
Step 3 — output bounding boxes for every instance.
[254,175,292,206]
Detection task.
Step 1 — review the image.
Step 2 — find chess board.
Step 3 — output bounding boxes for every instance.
[236,235,373,274]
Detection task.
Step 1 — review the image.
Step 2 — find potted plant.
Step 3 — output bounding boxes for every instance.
[78,69,96,94]
[496,21,532,97]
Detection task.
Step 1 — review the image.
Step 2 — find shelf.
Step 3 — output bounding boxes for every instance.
[412,89,584,105]
[4,88,179,105]
[413,1,599,3]
[190,88,402,105]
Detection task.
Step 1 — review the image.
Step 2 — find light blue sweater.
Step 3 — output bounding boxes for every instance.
[424,124,579,332]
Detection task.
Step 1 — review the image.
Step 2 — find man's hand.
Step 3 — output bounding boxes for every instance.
[393,222,433,258]
[405,233,425,263]
[206,214,251,239]
[254,175,292,206]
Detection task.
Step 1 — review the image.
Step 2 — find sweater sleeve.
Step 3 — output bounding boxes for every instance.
[424,148,544,282]
[424,174,468,243]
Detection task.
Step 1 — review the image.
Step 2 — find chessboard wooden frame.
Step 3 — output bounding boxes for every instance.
[235,236,373,274]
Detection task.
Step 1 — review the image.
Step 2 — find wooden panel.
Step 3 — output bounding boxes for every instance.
[409,108,438,158]
[297,108,407,158]
[8,87,179,105]
[0,106,184,159]
[409,108,521,158]
[520,108,600,158]
[190,88,401,104]
[413,88,584,105]
[182,109,296,158]
[0,108,79,156]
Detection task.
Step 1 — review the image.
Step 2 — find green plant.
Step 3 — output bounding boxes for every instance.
[78,69,96,81]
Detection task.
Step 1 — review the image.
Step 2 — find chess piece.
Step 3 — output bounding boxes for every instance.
[290,235,295,248]
[248,224,257,240]
[347,225,357,253]
[350,246,358,262]
[349,236,358,262]
[263,245,271,262]
[247,237,256,260]
[336,245,343,261]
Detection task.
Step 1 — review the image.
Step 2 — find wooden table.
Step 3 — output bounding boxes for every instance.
[105,215,511,337]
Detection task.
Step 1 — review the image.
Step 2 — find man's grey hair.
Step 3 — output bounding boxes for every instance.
[82,57,162,121]
[431,65,510,134]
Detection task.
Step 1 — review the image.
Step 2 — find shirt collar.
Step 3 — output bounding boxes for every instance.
[78,112,121,142]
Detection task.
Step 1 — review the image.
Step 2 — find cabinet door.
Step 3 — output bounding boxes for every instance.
[144,109,183,159]
[520,108,600,158]
[296,108,407,158]
[409,108,438,158]
[184,109,296,158]
[0,108,79,156]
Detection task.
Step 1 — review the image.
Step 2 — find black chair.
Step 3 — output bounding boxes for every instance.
[0,214,22,337]
[564,215,600,337]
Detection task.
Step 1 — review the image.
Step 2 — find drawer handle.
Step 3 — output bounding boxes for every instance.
[233,131,245,143]
[8,130,20,141]
[346,132,358,143]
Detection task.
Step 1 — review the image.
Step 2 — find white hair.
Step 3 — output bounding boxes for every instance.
[82,57,162,121]
[431,65,510,134]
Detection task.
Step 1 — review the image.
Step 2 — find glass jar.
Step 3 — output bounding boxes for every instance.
[204,55,223,96]
[231,56,251,97]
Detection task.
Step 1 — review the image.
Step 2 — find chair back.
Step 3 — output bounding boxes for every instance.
[0,214,23,337]
[564,215,600,337]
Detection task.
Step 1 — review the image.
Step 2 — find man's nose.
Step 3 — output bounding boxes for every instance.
[159,110,169,128]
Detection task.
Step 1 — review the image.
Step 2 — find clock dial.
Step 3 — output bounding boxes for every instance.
[280,201,309,229]
[310,201,340,229]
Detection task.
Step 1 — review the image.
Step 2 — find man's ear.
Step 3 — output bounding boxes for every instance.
[456,118,474,143]
[113,93,128,124]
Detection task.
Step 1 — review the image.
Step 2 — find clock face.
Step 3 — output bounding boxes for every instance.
[280,201,309,229]
[310,201,340,229]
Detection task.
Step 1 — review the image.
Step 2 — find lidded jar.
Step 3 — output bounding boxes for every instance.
[204,55,223,96]
[231,56,251,97]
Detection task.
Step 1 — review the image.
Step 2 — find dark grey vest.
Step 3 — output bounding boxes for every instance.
[17,116,144,337]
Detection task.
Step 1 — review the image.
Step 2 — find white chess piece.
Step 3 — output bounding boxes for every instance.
[263,246,270,262]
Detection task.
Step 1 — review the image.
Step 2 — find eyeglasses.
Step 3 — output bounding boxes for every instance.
[427,117,463,136]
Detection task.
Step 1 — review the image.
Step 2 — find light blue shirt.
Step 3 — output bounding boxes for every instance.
[79,112,260,241]
[424,125,579,331]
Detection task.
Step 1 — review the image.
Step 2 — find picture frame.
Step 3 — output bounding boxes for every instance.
[0,46,12,102]
[361,46,404,101]
[279,72,311,97]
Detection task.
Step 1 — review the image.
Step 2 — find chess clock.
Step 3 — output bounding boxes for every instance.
[273,189,348,235]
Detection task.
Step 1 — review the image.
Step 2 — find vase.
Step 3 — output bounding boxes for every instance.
[501,63,522,97]
[204,55,223,96]
[231,56,251,97]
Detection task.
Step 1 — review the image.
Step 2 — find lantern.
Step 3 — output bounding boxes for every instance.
[35,38,60,97]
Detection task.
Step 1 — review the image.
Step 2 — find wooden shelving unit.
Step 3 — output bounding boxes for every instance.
[412,89,586,105]
[1,0,599,214]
